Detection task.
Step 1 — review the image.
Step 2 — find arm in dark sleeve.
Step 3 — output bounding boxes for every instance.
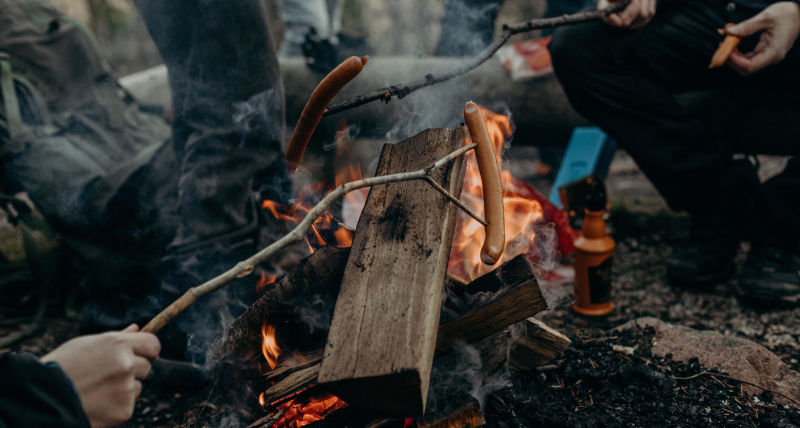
[0,352,89,428]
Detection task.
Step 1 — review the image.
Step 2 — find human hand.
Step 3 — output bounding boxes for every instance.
[726,2,800,75]
[41,324,161,428]
[599,0,657,29]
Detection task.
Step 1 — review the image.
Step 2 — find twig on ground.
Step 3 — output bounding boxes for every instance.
[323,2,630,116]
[670,371,800,408]
[142,143,479,333]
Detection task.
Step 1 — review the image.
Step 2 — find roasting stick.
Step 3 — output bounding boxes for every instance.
[323,1,630,116]
[141,142,482,333]
[463,101,505,265]
[709,23,740,69]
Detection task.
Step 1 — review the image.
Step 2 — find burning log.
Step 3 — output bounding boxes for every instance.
[260,254,546,408]
[209,246,350,365]
[507,317,572,371]
[317,127,468,416]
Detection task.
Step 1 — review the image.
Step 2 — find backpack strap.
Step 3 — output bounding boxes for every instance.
[0,52,26,158]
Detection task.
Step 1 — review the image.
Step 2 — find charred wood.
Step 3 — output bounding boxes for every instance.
[436,255,546,353]
[317,127,468,416]
[507,317,572,371]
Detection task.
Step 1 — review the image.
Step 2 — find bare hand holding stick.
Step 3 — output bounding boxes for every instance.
[41,324,160,428]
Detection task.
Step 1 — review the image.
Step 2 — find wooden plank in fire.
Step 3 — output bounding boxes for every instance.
[317,127,468,416]
[264,254,549,408]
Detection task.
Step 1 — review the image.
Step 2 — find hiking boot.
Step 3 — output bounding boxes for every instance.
[739,242,800,308]
[666,216,740,287]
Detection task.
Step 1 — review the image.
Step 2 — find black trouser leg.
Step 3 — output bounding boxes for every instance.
[135,0,285,250]
[550,0,800,241]
[135,0,287,360]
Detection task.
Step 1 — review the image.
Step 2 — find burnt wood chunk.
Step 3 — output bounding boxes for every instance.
[317,127,467,416]
[507,317,571,371]
[261,256,548,409]
[208,246,349,377]
[436,255,547,353]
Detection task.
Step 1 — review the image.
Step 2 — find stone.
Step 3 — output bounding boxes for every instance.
[618,317,800,408]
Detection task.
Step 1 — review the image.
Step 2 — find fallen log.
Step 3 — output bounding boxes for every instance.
[119,57,588,146]
[507,317,571,371]
[317,127,467,416]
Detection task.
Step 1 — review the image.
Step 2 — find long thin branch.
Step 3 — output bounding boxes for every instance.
[323,2,629,116]
[142,143,479,333]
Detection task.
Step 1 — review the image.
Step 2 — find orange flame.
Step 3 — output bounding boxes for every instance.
[261,324,281,370]
[447,105,544,282]
[256,270,278,294]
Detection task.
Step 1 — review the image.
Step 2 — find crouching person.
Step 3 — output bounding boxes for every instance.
[550,0,800,307]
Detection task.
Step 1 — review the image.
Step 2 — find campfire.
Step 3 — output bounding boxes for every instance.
[259,105,558,285]
[211,105,572,427]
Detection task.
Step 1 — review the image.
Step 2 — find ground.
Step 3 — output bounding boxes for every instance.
[1,149,799,427]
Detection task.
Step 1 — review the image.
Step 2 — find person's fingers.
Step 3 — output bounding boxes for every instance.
[728,48,775,75]
[605,12,625,27]
[127,333,161,361]
[122,324,139,333]
[727,49,754,74]
[132,380,143,398]
[132,355,152,380]
[617,0,641,27]
[727,13,770,38]
[648,0,657,17]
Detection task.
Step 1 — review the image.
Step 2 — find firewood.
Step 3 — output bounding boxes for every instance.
[208,246,350,366]
[415,392,486,428]
[317,127,468,416]
[436,255,546,353]
[261,255,546,406]
[263,352,323,384]
[263,364,321,407]
[507,317,571,372]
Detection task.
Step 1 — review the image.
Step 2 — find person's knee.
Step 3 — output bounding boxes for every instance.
[549,23,604,80]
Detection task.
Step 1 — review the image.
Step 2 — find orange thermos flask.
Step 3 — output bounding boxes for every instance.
[572,194,614,316]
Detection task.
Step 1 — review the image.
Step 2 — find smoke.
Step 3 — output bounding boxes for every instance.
[293,293,335,336]
[232,88,284,146]
[529,221,559,276]
[427,341,512,415]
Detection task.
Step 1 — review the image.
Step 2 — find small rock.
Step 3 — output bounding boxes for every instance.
[617,317,800,407]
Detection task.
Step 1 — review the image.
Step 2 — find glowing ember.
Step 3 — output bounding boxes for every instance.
[270,394,347,428]
[261,324,280,370]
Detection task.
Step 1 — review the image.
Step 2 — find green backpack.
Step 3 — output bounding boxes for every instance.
[0,0,178,294]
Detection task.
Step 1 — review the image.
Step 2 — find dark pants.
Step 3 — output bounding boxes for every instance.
[550,0,800,243]
[134,0,289,360]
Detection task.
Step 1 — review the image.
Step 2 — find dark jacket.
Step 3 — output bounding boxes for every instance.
[0,352,89,428]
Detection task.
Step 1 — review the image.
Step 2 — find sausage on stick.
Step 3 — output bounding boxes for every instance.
[709,23,740,69]
[286,55,368,172]
[463,101,505,265]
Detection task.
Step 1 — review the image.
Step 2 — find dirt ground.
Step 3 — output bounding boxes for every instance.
[2,148,799,427]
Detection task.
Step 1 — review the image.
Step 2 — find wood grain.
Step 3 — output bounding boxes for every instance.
[317,127,467,415]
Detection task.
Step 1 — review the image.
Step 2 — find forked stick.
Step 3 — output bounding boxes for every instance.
[141,143,480,333]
